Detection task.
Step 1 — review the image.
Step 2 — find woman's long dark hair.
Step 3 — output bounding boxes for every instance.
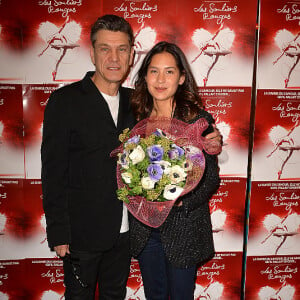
[131,41,203,122]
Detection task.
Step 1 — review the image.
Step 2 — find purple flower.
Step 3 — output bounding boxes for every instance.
[173,144,185,157]
[127,135,140,144]
[118,151,129,169]
[147,164,163,181]
[147,145,164,162]
[168,144,185,160]
[153,129,166,137]
[168,149,178,160]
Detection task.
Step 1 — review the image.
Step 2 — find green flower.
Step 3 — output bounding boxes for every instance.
[119,128,130,142]
[157,174,171,188]
[141,135,156,147]
[156,137,171,152]
[117,187,129,203]
[146,190,162,201]
[129,185,143,195]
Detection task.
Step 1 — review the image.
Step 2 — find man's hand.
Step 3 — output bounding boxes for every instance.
[205,124,222,145]
[203,124,223,154]
[54,244,70,258]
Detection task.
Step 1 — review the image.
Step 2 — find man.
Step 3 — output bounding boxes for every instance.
[41,15,135,299]
[42,14,221,300]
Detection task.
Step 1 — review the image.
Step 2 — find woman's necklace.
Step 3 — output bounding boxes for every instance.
[171,103,175,118]
[151,101,175,118]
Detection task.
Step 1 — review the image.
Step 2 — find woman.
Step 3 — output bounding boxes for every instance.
[130,41,220,299]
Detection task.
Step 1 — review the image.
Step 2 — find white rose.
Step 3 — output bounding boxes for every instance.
[129,145,145,165]
[163,184,184,200]
[121,172,132,184]
[169,165,187,184]
[141,176,156,190]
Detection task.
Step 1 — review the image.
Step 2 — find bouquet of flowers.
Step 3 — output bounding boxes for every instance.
[111,117,221,227]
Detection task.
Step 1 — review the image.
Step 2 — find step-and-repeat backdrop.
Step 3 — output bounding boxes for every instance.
[0,0,299,299]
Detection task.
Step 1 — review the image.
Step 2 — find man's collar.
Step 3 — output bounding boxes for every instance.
[81,71,97,94]
[81,71,123,96]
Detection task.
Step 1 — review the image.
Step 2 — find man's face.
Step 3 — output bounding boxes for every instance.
[90,29,134,86]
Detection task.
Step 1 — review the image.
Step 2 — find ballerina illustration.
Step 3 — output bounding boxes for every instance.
[126,282,144,300]
[41,290,65,300]
[211,208,227,233]
[0,120,4,144]
[194,279,224,300]
[191,24,234,86]
[38,17,82,81]
[273,29,300,88]
[0,212,6,235]
[267,122,300,179]
[127,24,156,86]
[258,282,295,300]
[261,210,300,255]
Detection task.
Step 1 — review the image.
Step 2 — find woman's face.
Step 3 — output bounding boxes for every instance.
[145,52,185,104]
